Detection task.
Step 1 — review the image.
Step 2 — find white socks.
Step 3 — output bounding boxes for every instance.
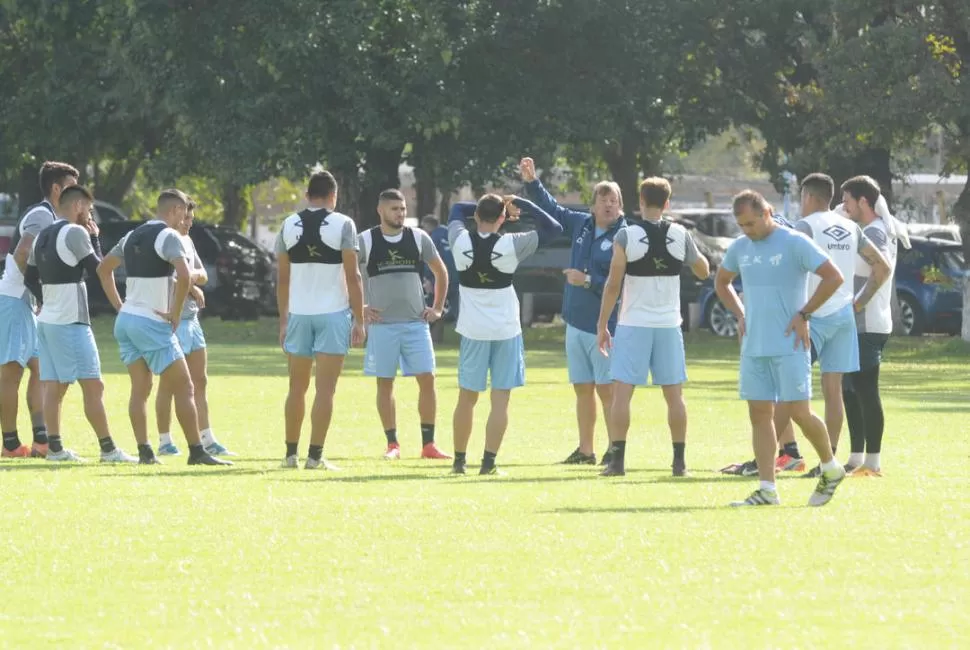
[820,458,841,474]
[864,453,880,470]
[847,452,864,468]
[159,432,172,447]
[200,428,217,447]
[760,480,776,493]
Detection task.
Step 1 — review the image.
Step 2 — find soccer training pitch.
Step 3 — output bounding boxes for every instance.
[1,318,967,648]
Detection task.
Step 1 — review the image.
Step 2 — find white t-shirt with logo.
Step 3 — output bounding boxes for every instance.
[795,211,870,318]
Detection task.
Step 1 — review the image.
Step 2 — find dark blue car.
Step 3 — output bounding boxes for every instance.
[698,235,968,337]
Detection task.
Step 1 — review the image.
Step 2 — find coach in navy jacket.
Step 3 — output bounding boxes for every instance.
[519,157,625,466]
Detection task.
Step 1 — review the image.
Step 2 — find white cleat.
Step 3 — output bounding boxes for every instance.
[730,488,781,507]
[282,454,299,469]
[100,448,139,463]
[47,449,85,463]
[305,457,340,471]
[808,465,847,507]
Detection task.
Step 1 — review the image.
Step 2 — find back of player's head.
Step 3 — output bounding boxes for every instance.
[732,189,769,217]
[800,173,835,205]
[639,177,671,209]
[58,185,94,211]
[476,194,506,223]
[841,175,881,208]
[157,188,189,215]
[39,161,80,198]
[307,171,338,199]
[379,188,405,204]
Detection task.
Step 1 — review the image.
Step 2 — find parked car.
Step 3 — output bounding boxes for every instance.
[667,208,739,269]
[87,221,276,321]
[697,235,969,337]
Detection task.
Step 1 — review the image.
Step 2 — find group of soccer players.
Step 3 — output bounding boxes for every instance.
[2,160,900,508]
[0,161,233,466]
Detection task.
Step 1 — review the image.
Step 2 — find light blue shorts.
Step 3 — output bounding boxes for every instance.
[0,294,38,367]
[740,353,812,402]
[565,324,612,385]
[610,325,687,386]
[458,335,525,392]
[114,312,184,375]
[364,321,435,378]
[176,316,207,355]
[37,322,101,383]
[285,309,352,357]
[809,306,859,374]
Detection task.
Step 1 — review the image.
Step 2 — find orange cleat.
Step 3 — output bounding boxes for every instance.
[775,454,806,473]
[2,444,31,458]
[383,443,401,460]
[30,443,49,458]
[849,466,882,477]
[420,442,452,460]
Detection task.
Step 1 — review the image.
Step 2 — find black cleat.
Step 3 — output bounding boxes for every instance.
[450,462,466,475]
[479,465,503,476]
[139,456,162,465]
[801,464,822,478]
[600,448,613,466]
[188,452,233,466]
[562,448,596,465]
[672,460,687,477]
[599,463,625,477]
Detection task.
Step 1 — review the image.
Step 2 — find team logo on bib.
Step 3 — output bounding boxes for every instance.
[822,225,850,242]
[600,240,611,251]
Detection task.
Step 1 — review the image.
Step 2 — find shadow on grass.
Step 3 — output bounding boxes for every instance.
[549,505,724,514]
[270,472,446,483]
[94,468,271,478]
[0,463,84,472]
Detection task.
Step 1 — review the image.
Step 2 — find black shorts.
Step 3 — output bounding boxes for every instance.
[858,333,889,371]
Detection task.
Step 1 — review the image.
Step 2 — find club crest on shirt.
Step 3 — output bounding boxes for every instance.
[600,240,611,251]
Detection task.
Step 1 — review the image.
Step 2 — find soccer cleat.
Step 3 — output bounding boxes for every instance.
[420,442,452,460]
[158,443,181,456]
[140,456,162,465]
[47,448,85,463]
[843,463,860,474]
[383,443,401,460]
[849,466,882,477]
[808,465,847,507]
[720,459,759,476]
[730,488,781,507]
[450,461,466,475]
[801,465,822,479]
[304,457,339,470]
[479,465,504,476]
[672,459,687,477]
[204,442,237,457]
[282,454,299,469]
[188,453,233,466]
[775,454,806,473]
[562,448,596,465]
[599,463,625,477]
[100,448,138,463]
[30,443,49,458]
[2,444,31,458]
[600,448,613,466]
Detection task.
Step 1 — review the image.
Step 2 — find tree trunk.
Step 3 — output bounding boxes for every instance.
[412,140,438,220]
[952,169,970,342]
[438,189,452,222]
[331,163,363,225]
[602,134,639,216]
[221,183,248,231]
[96,156,142,206]
[358,145,404,229]
[17,163,42,211]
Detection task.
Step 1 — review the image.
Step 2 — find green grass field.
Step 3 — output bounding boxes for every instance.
[1,318,968,648]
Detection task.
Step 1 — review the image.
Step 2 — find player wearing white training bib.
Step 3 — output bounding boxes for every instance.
[596,178,709,478]
[783,174,891,478]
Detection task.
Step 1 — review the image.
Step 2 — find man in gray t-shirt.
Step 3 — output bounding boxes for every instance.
[358,189,451,461]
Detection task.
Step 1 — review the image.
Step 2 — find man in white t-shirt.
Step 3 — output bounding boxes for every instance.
[839,175,899,475]
[0,161,78,458]
[98,189,231,467]
[596,178,710,477]
[448,194,563,475]
[275,171,365,470]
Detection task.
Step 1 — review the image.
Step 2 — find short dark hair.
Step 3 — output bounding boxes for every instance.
[476,194,506,223]
[800,173,835,205]
[732,189,770,217]
[157,188,189,213]
[841,175,881,208]
[421,215,439,230]
[639,177,671,209]
[58,185,93,208]
[379,188,405,203]
[186,198,197,211]
[39,161,80,198]
[307,171,338,199]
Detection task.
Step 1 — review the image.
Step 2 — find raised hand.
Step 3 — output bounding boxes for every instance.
[519,157,537,183]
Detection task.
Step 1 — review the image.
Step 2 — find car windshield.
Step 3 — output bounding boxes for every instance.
[939,249,966,273]
[712,215,742,238]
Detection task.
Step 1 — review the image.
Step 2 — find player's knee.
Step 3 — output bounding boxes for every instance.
[573,383,595,398]
[193,372,208,393]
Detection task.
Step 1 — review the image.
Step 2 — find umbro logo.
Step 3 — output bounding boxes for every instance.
[823,225,850,242]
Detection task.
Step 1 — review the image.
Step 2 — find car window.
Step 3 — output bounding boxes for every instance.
[94,203,126,223]
[189,226,222,260]
[899,246,930,268]
[937,249,965,273]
